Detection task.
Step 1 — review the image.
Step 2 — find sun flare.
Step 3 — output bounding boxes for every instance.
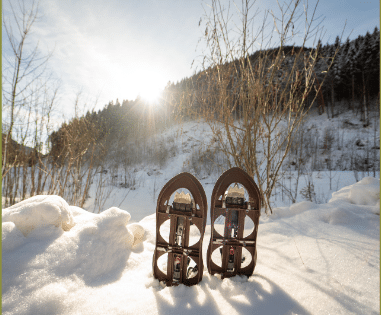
[139,85,163,104]
[136,70,166,105]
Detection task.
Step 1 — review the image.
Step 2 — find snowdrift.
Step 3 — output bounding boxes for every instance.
[2,178,380,315]
[2,195,75,236]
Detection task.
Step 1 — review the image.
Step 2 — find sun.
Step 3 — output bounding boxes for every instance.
[139,84,163,105]
[137,70,166,105]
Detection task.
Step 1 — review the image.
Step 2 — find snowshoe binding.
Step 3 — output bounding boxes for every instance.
[153,172,207,286]
[207,167,261,279]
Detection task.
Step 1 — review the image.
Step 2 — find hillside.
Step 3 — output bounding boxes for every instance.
[79,104,380,222]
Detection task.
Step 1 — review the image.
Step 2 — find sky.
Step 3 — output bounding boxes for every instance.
[2,0,380,122]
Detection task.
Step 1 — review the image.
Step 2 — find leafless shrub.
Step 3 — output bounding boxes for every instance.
[181,0,340,213]
[300,175,316,202]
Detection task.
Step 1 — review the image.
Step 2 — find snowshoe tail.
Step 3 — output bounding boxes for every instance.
[152,172,207,286]
[206,167,261,279]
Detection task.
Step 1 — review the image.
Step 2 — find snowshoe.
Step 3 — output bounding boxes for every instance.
[152,172,207,286]
[206,167,261,279]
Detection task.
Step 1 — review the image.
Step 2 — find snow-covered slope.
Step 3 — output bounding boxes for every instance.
[2,177,379,315]
[83,108,379,222]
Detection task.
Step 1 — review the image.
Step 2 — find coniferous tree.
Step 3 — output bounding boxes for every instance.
[368,27,380,97]
[338,37,351,100]
[357,32,372,123]
[345,42,357,109]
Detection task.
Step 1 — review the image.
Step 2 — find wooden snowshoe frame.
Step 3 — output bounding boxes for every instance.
[207,167,261,279]
[153,172,207,286]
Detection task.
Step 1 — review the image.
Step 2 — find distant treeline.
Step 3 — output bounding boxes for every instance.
[49,98,170,161]
[164,27,379,116]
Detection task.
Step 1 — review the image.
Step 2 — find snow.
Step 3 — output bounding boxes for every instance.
[2,195,75,236]
[2,177,379,314]
[2,109,380,314]
[348,177,380,207]
[79,106,379,223]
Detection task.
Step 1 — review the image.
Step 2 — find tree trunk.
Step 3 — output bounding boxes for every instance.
[362,71,368,124]
[351,74,355,111]
[325,91,330,118]
[331,80,335,118]
[30,163,35,197]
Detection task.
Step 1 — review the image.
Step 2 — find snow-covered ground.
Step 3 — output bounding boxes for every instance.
[2,109,380,314]
[83,108,380,223]
[2,176,379,314]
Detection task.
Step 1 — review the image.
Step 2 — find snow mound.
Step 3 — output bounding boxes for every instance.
[60,207,137,281]
[2,201,146,289]
[322,206,364,226]
[268,177,380,226]
[69,206,145,249]
[270,201,317,220]
[349,177,380,206]
[2,196,146,252]
[289,200,316,214]
[329,177,380,215]
[2,195,75,236]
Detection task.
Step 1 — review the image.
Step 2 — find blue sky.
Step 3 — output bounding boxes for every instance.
[2,0,379,120]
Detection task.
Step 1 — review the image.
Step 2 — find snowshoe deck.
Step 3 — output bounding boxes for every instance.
[207,167,261,279]
[153,172,207,286]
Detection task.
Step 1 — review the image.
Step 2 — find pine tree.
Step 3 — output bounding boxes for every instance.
[345,42,357,109]
[362,31,373,73]
[338,38,351,100]
[326,36,341,117]
[369,27,380,97]
[371,27,380,68]
[358,32,372,124]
